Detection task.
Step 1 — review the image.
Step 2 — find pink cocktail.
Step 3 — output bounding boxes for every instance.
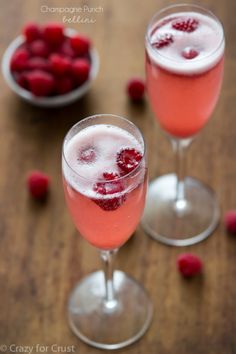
[142,4,225,245]
[62,114,152,349]
[63,123,147,250]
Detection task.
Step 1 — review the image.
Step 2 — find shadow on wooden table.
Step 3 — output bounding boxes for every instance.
[6,91,95,144]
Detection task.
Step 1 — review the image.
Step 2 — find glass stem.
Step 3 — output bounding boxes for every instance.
[100,249,118,309]
[171,138,192,209]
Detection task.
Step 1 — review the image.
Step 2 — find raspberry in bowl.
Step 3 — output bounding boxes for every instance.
[2,22,99,107]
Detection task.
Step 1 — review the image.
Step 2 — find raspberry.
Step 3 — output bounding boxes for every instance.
[27,57,51,71]
[182,47,199,60]
[43,23,64,46]
[78,146,96,163]
[103,172,119,180]
[93,179,126,211]
[27,70,55,96]
[56,76,73,95]
[29,39,50,58]
[224,210,236,234]
[71,59,90,85]
[172,18,199,32]
[177,253,202,277]
[23,23,41,43]
[15,72,29,89]
[70,35,91,56]
[27,171,50,199]
[10,49,29,72]
[49,53,71,76]
[152,33,173,49]
[117,148,142,174]
[127,78,145,101]
[59,39,76,58]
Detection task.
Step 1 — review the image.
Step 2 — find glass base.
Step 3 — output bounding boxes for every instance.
[142,174,220,246]
[68,270,153,350]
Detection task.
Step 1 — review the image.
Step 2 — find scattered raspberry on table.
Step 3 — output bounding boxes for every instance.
[126,78,145,101]
[27,171,50,200]
[224,210,236,234]
[177,253,202,277]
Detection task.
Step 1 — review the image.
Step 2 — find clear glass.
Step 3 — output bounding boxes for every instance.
[142,4,225,246]
[62,114,153,349]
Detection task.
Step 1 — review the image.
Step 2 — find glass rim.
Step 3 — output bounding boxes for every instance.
[62,113,146,182]
[145,3,225,65]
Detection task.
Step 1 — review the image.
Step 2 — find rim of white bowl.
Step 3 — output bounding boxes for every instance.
[1,28,99,107]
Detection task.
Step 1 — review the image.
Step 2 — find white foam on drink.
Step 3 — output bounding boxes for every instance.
[146,12,224,75]
[63,124,143,197]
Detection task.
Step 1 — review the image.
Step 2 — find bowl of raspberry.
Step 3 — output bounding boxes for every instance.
[2,22,99,107]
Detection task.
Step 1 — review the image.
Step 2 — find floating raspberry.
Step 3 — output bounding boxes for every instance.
[27,170,50,199]
[152,33,173,49]
[177,253,202,277]
[127,78,145,101]
[93,179,126,211]
[117,148,142,174]
[103,172,119,180]
[182,47,199,60]
[172,18,199,32]
[224,210,236,234]
[27,70,55,96]
[10,49,29,72]
[27,57,51,71]
[78,146,96,163]
[70,35,91,56]
[43,23,64,46]
[56,76,73,95]
[23,23,41,43]
[71,59,90,85]
[29,39,50,58]
[49,53,71,76]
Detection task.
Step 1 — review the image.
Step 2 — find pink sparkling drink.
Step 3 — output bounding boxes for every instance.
[62,121,147,250]
[146,10,225,138]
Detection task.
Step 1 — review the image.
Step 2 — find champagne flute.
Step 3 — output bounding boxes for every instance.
[142,4,225,246]
[62,114,153,349]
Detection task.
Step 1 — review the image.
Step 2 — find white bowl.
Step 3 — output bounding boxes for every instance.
[2,28,99,107]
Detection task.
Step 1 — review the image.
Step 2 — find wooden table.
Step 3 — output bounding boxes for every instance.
[0,0,235,353]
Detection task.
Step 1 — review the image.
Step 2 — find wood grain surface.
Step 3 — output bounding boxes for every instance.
[0,0,236,353]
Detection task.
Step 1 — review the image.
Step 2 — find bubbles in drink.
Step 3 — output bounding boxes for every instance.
[147,12,224,74]
[63,124,143,197]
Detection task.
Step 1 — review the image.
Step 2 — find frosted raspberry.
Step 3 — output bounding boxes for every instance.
[127,78,145,101]
[177,253,202,277]
[182,47,199,60]
[78,146,96,163]
[27,171,50,199]
[117,148,142,174]
[152,33,173,49]
[103,172,119,180]
[93,179,126,211]
[172,18,199,32]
